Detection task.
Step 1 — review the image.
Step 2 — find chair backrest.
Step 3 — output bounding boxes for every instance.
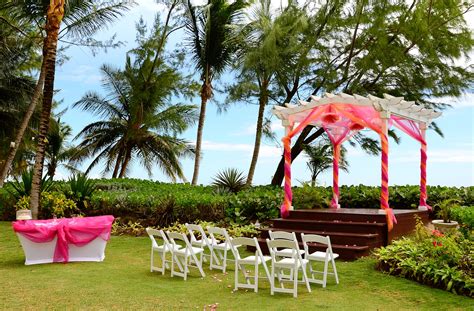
[186,223,209,246]
[301,233,333,256]
[266,238,300,260]
[146,227,169,249]
[269,230,298,242]
[207,226,231,245]
[167,231,191,253]
[231,237,256,260]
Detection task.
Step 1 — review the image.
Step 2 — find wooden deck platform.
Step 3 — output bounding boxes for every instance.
[258,208,429,261]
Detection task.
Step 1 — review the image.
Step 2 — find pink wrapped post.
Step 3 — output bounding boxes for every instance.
[331,143,341,209]
[419,123,430,209]
[380,119,396,231]
[12,215,114,264]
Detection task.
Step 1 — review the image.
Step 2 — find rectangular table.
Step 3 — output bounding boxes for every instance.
[13,215,114,265]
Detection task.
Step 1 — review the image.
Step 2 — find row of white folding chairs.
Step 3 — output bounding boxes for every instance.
[266,230,339,297]
[146,224,236,281]
[146,227,338,297]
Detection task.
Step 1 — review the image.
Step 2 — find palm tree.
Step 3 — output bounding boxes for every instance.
[183,0,248,185]
[227,0,309,186]
[45,117,77,179]
[304,142,349,187]
[0,14,41,185]
[73,21,198,180]
[4,0,132,218]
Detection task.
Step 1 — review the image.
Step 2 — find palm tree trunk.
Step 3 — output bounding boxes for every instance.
[118,149,131,178]
[191,79,211,185]
[0,63,46,188]
[30,1,64,219]
[246,81,268,186]
[112,151,122,178]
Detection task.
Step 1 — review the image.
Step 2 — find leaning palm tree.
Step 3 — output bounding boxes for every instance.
[73,21,198,180]
[183,0,248,185]
[3,0,132,218]
[304,142,349,187]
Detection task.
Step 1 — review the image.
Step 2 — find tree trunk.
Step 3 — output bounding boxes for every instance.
[271,127,325,186]
[0,63,46,188]
[118,149,131,178]
[111,151,122,178]
[191,79,211,185]
[246,82,268,186]
[30,2,64,219]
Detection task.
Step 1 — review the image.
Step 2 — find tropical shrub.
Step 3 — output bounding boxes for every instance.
[12,192,78,219]
[66,173,97,210]
[212,168,247,193]
[6,169,54,200]
[374,218,473,297]
[451,206,474,239]
[112,219,259,238]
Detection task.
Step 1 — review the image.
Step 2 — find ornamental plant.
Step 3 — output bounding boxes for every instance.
[374,217,473,297]
[436,198,460,223]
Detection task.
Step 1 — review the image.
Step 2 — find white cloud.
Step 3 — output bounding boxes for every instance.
[233,120,285,136]
[430,93,474,109]
[57,65,102,85]
[201,140,281,158]
[393,148,474,163]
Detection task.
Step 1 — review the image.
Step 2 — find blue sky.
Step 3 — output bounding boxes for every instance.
[53,0,474,186]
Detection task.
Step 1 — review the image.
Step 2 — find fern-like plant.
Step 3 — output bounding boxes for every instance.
[67,173,97,210]
[212,168,247,193]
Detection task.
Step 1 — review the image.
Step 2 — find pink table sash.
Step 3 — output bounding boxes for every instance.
[12,215,114,263]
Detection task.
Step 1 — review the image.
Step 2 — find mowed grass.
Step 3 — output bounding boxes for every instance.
[0,222,471,310]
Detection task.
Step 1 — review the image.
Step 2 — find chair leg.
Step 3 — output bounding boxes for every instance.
[270,264,275,295]
[293,266,298,298]
[301,262,312,293]
[161,252,166,275]
[184,255,188,281]
[223,249,227,273]
[171,253,175,278]
[254,263,259,293]
[150,249,154,272]
[234,261,239,291]
[332,258,339,284]
[323,259,329,288]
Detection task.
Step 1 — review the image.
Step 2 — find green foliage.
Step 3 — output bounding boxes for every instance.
[112,219,258,238]
[66,172,97,210]
[13,191,78,219]
[226,186,281,224]
[14,196,30,211]
[451,206,474,239]
[212,168,247,194]
[374,218,473,297]
[5,168,53,200]
[435,198,460,223]
[72,18,197,180]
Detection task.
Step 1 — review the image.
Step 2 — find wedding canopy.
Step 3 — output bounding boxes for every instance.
[272,93,442,231]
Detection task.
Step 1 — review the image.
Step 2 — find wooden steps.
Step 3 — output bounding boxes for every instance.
[257,208,429,261]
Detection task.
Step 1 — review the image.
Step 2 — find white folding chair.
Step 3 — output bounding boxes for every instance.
[268,230,305,280]
[145,228,182,275]
[166,231,206,280]
[207,226,233,273]
[231,237,272,293]
[266,239,311,298]
[268,230,305,257]
[186,223,218,263]
[301,233,339,288]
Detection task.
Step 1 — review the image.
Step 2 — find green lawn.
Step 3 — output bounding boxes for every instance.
[0,222,471,310]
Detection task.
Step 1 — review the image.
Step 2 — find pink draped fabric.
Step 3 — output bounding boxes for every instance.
[12,215,114,263]
[391,116,431,210]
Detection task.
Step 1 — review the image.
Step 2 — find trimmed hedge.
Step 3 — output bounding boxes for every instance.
[1,179,473,227]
